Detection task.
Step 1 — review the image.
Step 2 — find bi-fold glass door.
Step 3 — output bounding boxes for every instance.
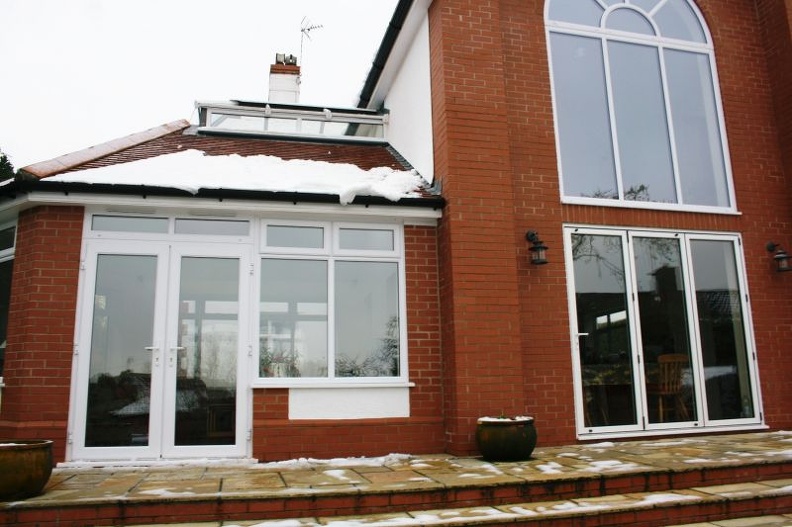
[566,228,760,435]
[71,240,250,461]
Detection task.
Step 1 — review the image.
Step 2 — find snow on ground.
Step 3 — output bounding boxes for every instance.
[45,149,427,205]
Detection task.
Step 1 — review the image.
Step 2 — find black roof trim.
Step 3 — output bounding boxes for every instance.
[358,0,415,109]
[194,127,390,147]
[229,100,380,115]
[5,180,445,209]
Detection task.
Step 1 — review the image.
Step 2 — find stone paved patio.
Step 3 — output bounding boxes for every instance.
[4,431,792,526]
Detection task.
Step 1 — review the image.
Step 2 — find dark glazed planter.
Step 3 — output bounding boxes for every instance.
[0,440,53,501]
[476,417,537,462]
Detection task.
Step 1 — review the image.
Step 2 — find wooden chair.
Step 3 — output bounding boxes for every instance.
[648,354,690,422]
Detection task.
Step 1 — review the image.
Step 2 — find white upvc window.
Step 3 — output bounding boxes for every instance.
[257,221,406,384]
[0,221,16,380]
[565,225,761,438]
[546,0,735,212]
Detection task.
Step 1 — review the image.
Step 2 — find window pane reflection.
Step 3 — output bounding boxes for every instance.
[85,255,157,447]
[175,257,239,446]
[691,240,753,420]
[260,259,328,377]
[550,33,617,199]
[609,41,675,203]
[572,234,637,427]
[634,237,696,423]
[335,261,400,377]
[665,50,729,207]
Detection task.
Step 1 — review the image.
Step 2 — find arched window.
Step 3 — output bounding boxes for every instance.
[546,0,734,210]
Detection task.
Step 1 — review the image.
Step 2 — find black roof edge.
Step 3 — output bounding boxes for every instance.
[228,100,380,115]
[194,127,390,147]
[5,180,446,209]
[358,0,415,110]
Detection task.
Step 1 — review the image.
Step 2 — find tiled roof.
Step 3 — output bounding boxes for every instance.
[20,120,191,179]
[14,120,441,207]
[21,122,413,178]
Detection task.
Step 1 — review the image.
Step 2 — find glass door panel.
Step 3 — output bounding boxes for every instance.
[75,241,249,461]
[633,236,697,424]
[571,233,638,428]
[85,254,158,447]
[173,257,240,446]
[690,239,755,421]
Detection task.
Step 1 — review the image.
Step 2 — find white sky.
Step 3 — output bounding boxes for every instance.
[0,0,399,169]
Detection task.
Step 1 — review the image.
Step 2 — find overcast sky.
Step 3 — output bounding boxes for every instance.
[0,0,399,168]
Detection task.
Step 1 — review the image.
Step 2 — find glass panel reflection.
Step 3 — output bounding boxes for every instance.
[260,259,328,377]
[266,225,324,249]
[335,261,400,377]
[633,237,696,423]
[609,41,675,203]
[175,257,239,445]
[547,0,604,26]
[339,229,394,251]
[85,255,157,447]
[572,234,637,427]
[691,240,754,420]
[550,33,617,199]
[665,50,729,207]
[605,8,655,35]
[654,0,706,42]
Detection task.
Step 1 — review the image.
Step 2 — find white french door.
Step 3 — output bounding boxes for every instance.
[565,227,761,436]
[71,240,251,461]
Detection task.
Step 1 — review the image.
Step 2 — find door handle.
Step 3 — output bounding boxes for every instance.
[169,346,186,368]
[145,346,160,366]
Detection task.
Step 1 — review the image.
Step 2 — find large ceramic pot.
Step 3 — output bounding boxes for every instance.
[0,440,53,501]
[475,417,537,462]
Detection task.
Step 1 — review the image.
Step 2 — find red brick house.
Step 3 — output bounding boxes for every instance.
[1,0,791,464]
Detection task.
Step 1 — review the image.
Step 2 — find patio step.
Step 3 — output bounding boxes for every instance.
[123,477,792,527]
[4,432,792,526]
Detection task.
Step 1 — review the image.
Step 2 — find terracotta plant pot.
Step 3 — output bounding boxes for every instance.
[475,417,537,462]
[0,440,53,501]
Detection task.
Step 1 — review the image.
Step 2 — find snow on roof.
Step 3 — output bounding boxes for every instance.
[45,149,427,205]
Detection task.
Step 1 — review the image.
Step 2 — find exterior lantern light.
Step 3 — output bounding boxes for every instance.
[766,242,792,272]
[526,231,548,265]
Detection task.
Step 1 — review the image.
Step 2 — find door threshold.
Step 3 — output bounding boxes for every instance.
[58,457,259,469]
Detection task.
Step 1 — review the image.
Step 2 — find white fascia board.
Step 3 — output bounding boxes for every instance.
[366,0,433,110]
[23,191,441,225]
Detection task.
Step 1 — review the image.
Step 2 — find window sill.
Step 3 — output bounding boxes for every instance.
[252,380,415,390]
[561,197,742,216]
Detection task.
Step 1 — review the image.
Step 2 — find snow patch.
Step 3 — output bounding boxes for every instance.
[46,149,427,205]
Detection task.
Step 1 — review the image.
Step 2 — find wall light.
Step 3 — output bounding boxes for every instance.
[766,242,791,272]
[526,231,548,265]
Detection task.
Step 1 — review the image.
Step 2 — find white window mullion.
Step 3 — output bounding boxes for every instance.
[602,37,626,200]
[647,0,669,17]
[657,44,684,205]
[678,234,707,426]
[327,257,336,379]
[622,232,648,428]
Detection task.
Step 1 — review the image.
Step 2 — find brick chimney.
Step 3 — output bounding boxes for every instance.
[269,53,301,103]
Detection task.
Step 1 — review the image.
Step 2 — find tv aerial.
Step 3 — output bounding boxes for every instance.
[300,17,324,64]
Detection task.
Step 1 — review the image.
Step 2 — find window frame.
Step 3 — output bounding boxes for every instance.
[545,0,737,214]
[564,224,762,439]
[254,220,408,387]
[0,220,16,380]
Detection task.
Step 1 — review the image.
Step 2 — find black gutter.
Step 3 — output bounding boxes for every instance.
[4,180,445,209]
[357,0,415,110]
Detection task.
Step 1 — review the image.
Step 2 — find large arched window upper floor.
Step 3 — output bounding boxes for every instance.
[545,0,735,212]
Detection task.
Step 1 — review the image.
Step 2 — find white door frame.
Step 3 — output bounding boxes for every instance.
[69,239,252,462]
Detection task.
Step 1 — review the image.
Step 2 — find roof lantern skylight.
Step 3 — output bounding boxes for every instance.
[196,100,387,143]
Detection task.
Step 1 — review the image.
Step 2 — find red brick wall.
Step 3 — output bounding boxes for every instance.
[0,206,84,462]
[251,225,444,461]
[429,0,792,452]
